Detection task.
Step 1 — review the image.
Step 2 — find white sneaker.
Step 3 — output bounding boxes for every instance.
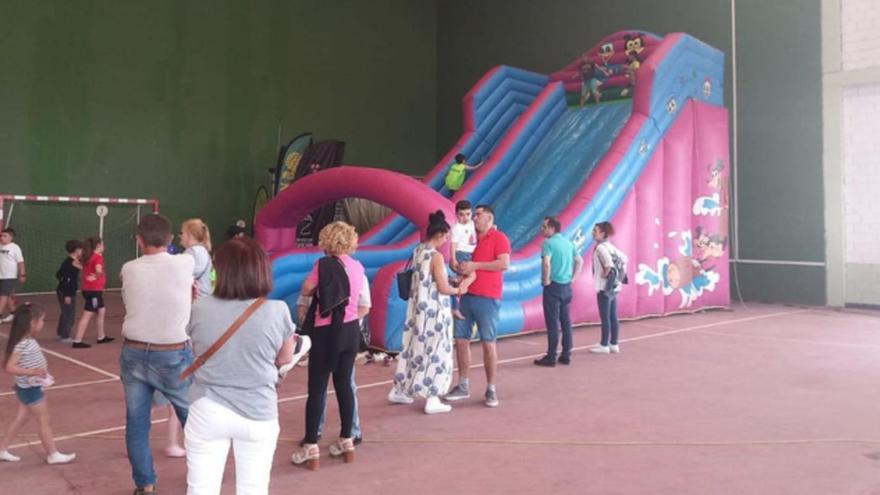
[0,450,21,462]
[424,396,452,414]
[387,388,414,405]
[0,315,13,323]
[47,451,76,464]
[609,344,620,354]
[589,345,611,354]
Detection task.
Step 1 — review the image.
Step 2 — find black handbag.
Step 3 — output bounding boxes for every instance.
[397,257,415,300]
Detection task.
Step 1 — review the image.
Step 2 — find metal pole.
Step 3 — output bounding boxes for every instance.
[730,0,740,261]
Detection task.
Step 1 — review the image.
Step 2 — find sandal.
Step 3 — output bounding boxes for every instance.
[291,444,320,470]
[328,437,355,463]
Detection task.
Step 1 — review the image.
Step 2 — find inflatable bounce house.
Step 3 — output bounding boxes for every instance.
[256,30,730,351]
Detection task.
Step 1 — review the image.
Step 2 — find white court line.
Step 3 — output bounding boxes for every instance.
[0,377,118,397]
[10,418,166,449]
[38,348,120,379]
[629,320,677,330]
[10,308,807,448]
[0,332,120,380]
[694,329,880,349]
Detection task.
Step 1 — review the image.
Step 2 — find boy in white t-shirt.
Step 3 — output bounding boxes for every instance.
[0,228,26,323]
[450,200,477,319]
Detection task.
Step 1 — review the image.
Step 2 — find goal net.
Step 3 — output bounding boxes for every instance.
[0,195,158,294]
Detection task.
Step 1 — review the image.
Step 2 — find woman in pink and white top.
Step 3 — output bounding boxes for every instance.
[291,222,365,469]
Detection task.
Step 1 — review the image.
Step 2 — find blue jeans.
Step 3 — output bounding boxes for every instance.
[453,295,500,342]
[543,282,573,359]
[120,346,193,488]
[596,291,619,346]
[317,365,361,439]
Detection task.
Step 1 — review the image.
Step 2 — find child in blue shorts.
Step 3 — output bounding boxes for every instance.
[0,304,76,464]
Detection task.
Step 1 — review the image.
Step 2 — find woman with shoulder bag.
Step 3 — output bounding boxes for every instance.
[589,221,628,355]
[184,237,308,495]
[387,211,470,414]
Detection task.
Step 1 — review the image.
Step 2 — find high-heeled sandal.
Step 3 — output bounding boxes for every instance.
[328,437,355,463]
[291,443,320,470]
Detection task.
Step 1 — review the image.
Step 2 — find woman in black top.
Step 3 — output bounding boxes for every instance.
[55,240,82,341]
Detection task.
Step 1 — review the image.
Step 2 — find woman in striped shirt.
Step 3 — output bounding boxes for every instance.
[0,303,75,464]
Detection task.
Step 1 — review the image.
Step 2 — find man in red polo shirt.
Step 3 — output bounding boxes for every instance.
[444,205,510,408]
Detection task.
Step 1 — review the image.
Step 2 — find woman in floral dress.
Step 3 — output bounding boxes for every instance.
[388,211,471,414]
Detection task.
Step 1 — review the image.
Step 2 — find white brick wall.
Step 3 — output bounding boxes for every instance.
[842,0,880,70]
[841,83,880,265]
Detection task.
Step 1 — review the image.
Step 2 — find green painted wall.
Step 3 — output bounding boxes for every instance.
[436,0,825,304]
[733,0,824,304]
[1,0,436,290]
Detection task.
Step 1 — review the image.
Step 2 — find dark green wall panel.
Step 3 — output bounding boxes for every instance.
[0,0,436,277]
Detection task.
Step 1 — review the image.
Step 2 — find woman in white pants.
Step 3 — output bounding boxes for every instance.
[185,237,304,495]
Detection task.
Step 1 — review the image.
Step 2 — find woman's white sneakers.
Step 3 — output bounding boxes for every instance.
[0,450,20,462]
[388,390,451,414]
[46,451,76,464]
[589,344,621,354]
[387,389,414,405]
[423,396,452,415]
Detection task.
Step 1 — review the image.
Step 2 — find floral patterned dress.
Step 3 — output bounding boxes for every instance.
[392,243,454,399]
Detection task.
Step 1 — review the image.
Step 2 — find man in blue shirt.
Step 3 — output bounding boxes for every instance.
[535,216,583,367]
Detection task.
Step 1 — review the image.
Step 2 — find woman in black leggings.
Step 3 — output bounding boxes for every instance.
[291,222,366,470]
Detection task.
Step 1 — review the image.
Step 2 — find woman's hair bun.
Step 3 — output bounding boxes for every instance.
[428,210,446,225]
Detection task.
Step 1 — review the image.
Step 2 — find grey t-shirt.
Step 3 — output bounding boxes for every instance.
[187,296,295,420]
[184,245,213,297]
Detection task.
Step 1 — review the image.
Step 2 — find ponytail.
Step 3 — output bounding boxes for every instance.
[182,218,212,252]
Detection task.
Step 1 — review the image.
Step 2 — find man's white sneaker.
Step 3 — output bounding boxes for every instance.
[589,345,611,354]
[47,451,76,464]
[609,344,620,354]
[0,315,14,323]
[0,450,21,462]
[424,396,452,414]
[387,388,414,405]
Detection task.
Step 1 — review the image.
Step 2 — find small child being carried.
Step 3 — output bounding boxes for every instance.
[450,200,478,319]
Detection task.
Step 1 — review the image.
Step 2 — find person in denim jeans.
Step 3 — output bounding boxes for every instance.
[534,217,583,367]
[119,214,195,495]
[589,221,627,355]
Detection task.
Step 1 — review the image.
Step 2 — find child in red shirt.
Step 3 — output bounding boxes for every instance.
[71,238,113,348]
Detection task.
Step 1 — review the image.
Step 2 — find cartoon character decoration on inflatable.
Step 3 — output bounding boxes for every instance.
[620,33,645,97]
[580,43,616,106]
[693,226,727,264]
[636,230,721,308]
[692,159,727,216]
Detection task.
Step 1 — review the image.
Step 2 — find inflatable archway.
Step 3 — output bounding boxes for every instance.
[255,166,455,255]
